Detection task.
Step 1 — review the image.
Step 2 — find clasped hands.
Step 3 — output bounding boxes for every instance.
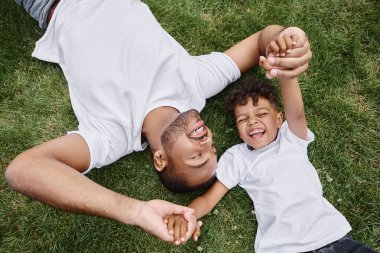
[164,213,201,245]
[260,26,312,79]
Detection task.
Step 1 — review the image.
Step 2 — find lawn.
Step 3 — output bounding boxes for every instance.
[0,0,379,252]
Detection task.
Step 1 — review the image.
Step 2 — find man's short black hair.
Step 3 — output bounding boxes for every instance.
[157,163,216,193]
[224,78,279,116]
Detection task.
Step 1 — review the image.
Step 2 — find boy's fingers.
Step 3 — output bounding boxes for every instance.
[193,221,202,241]
[268,49,311,70]
[270,62,309,79]
[266,71,274,79]
[286,41,310,58]
[174,218,182,245]
[180,219,187,242]
[260,56,272,71]
[167,218,175,235]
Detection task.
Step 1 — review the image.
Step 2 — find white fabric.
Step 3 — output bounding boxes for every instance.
[32,0,241,172]
[217,121,351,253]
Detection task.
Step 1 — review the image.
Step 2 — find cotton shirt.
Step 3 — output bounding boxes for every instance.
[217,122,351,253]
[32,0,240,172]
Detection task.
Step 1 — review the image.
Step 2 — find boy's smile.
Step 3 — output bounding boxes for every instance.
[234,97,283,149]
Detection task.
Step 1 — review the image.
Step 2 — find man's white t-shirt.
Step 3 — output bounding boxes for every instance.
[217,122,351,253]
[32,0,240,172]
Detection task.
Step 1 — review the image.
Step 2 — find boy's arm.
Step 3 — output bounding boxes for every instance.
[188,180,229,219]
[279,78,308,139]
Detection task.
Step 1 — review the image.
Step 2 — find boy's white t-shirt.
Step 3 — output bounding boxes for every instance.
[31,0,240,172]
[217,121,352,253]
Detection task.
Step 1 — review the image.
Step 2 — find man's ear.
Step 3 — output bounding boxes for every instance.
[277,112,283,128]
[153,150,168,171]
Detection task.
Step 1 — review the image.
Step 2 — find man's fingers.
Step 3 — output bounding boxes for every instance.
[270,62,309,79]
[284,35,293,53]
[276,36,287,56]
[266,41,280,57]
[183,215,196,242]
[171,204,194,216]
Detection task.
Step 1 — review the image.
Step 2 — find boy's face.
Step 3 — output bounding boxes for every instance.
[234,97,283,149]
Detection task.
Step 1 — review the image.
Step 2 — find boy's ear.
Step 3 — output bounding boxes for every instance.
[277,112,283,127]
[153,150,168,171]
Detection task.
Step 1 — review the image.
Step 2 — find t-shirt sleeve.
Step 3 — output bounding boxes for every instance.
[282,121,315,151]
[192,52,241,99]
[216,149,241,189]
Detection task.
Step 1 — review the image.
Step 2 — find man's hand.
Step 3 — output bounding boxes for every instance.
[164,214,202,245]
[261,27,312,79]
[134,200,196,242]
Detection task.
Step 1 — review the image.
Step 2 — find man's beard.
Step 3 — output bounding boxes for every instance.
[160,109,200,153]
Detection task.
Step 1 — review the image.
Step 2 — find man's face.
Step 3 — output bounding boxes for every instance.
[161,109,217,188]
[234,97,282,149]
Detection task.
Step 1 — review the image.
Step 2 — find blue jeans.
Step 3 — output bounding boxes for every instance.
[15,0,55,29]
[304,235,379,253]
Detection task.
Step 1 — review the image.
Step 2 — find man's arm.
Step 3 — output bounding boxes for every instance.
[224,25,311,79]
[4,134,194,242]
[279,78,308,139]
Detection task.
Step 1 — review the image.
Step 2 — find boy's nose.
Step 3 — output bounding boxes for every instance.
[248,117,257,125]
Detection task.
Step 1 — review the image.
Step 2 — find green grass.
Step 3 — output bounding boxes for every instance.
[1,0,379,252]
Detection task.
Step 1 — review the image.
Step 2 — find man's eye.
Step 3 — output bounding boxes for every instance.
[192,153,201,159]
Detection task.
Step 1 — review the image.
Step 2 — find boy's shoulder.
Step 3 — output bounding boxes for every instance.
[220,143,251,159]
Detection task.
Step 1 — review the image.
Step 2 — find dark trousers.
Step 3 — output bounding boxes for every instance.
[304,235,379,253]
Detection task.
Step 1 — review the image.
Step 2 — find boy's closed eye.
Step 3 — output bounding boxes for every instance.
[237,117,248,124]
[258,113,269,118]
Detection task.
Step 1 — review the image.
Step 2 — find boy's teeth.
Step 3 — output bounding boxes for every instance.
[249,129,264,135]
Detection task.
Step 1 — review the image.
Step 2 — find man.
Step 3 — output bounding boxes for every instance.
[6,0,311,242]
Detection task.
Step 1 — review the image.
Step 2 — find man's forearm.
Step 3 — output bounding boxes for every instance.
[224,24,285,73]
[6,152,142,226]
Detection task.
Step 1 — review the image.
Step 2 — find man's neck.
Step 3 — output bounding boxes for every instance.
[142,106,179,152]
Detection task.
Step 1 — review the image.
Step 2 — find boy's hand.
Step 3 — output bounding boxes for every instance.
[164,214,202,245]
[261,27,311,79]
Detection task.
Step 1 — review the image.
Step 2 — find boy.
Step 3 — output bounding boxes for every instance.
[165,53,378,252]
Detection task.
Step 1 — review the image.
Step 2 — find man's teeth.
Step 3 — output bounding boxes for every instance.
[192,126,205,136]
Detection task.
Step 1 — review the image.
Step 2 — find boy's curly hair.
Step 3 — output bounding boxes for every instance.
[224,78,279,115]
